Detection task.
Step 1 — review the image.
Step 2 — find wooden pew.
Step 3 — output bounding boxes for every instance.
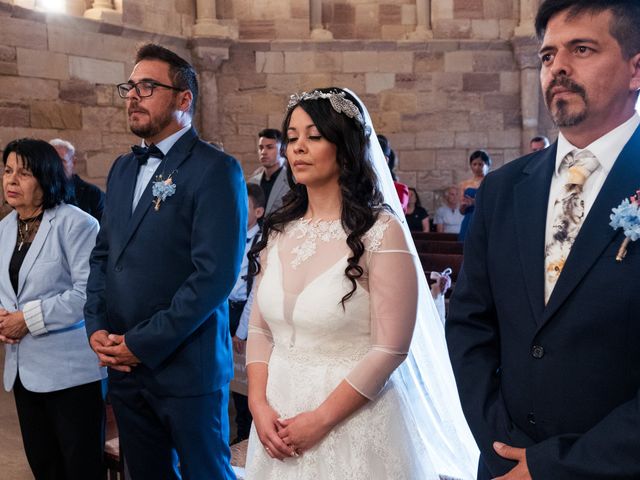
[412,231,459,242]
[419,253,463,283]
[413,239,463,255]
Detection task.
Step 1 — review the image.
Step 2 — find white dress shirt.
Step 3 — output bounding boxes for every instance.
[228,223,261,303]
[545,114,640,247]
[132,125,191,211]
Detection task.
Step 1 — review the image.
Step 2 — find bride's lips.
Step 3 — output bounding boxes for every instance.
[293,160,311,167]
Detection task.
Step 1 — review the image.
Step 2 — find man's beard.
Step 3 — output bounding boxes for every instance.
[128,104,174,140]
[545,76,588,127]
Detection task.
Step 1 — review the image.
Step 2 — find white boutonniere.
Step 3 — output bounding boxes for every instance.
[151,173,176,211]
[609,189,640,261]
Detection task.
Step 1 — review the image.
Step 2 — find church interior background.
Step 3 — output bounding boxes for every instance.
[0,0,564,476]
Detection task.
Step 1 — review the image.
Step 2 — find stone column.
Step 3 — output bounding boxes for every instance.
[65,0,87,16]
[406,0,433,40]
[513,36,543,152]
[193,0,238,39]
[310,0,332,40]
[515,0,539,37]
[84,0,122,23]
[190,41,231,141]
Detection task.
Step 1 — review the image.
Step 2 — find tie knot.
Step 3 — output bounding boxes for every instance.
[131,144,164,166]
[562,149,599,186]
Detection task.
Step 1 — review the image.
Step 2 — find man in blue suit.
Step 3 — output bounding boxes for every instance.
[85,44,247,479]
[447,1,640,479]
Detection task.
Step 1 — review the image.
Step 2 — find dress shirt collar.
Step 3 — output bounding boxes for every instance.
[555,113,640,176]
[140,124,191,156]
[247,223,260,243]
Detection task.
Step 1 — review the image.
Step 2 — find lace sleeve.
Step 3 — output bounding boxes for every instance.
[345,215,419,399]
[245,245,274,366]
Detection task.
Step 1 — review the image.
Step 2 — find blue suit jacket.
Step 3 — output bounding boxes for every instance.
[85,128,247,396]
[447,129,640,479]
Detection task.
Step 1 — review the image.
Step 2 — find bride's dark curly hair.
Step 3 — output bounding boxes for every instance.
[249,87,386,306]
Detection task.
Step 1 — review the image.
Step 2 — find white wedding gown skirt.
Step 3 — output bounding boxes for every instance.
[246,347,441,479]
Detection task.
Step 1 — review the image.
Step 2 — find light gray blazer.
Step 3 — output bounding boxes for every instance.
[248,166,290,215]
[1,204,105,393]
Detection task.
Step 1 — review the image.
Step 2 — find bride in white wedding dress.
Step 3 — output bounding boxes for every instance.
[244,88,478,479]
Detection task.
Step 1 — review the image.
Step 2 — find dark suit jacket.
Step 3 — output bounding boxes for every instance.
[71,174,105,222]
[84,127,247,396]
[447,129,640,479]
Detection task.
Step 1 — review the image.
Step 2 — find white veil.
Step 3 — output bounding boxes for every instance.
[345,88,479,479]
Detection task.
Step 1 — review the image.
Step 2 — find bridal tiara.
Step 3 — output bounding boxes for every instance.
[287,90,366,127]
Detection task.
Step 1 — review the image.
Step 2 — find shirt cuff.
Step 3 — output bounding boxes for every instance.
[23,300,47,336]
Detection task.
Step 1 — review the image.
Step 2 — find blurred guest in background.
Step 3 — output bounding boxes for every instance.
[434,185,463,234]
[405,187,430,232]
[458,150,491,241]
[50,139,105,222]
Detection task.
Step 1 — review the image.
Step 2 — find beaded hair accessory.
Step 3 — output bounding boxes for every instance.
[287,90,366,127]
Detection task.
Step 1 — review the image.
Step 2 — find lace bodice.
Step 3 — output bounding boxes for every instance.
[246,213,419,399]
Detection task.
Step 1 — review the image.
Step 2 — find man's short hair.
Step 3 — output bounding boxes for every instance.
[258,129,282,142]
[135,43,198,116]
[535,0,640,59]
[247,183,266,209]
[49,138,75,160]
[530,135,550,146]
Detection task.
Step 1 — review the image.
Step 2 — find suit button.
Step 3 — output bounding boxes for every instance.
[115,265,123,272]
[531,345,545,359]
[527,413,536,425]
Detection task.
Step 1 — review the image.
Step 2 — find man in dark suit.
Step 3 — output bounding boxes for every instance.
[50,138,105,221]
[84,44,246,479]
[447,1,640,479]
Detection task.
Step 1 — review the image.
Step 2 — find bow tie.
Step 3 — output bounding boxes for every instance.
[131,144,164,166]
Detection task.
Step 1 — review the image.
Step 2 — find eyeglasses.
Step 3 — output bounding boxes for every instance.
[116,80,185,99]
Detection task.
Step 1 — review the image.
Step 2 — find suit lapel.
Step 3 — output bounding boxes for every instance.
[17,207,55,297]
[540,127,640,327]
[513,146,556,322]
[114,128,199,262]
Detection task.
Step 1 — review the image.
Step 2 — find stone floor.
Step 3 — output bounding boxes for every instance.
[0,347,32,479]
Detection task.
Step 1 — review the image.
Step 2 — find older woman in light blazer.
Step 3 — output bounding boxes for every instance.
[0,138,105,480]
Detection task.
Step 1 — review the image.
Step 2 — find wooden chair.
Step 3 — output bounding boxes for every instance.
[104,404,125,480]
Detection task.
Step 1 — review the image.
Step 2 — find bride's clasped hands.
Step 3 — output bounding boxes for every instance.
[253,398,333,460]
[250,399,296,460]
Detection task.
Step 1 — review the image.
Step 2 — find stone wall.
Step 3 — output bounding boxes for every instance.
[124,0,196,38]
[0,0,555,212]
[218,0,519,42]
[217,39,523,210]
[0,2,203,189]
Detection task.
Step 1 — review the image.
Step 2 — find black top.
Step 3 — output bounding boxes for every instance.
[9,242,31,294]
[405,206,429,232]
[71,174,105,222]
[260,167,283,206]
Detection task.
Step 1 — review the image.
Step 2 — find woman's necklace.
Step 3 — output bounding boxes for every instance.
[17,213,42,251]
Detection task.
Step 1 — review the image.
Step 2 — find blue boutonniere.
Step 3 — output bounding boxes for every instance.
[609,189,640,261]
[151,174,176,211]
